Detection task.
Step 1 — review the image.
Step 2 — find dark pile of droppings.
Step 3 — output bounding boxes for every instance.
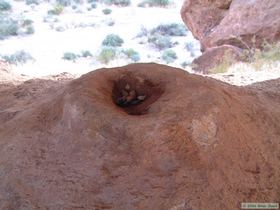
[116,83,146,107]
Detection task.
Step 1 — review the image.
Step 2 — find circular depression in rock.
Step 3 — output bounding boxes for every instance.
[112,74,164,115]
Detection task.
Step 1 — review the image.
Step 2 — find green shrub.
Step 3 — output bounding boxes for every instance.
[185,42,194,51]
[208,61,230,74]
[181,61,190,68]
[91,2,97,8]
[26,25,35,34]
[136,26,148,38]
[55,26,65,32]
[71,4,77,9]
[255,41,280,62]
[98,47,117,64]
[0,0,11,11]
[1,50,33,64]
[161,49,177,63]
[185,42,196,57]
[102,0,130,6]
[148,34,173,50]
[151,23,187,36]
[22,19,33,26]
[62,51,93,61]
[20,18,35,34]
[26,0,39,5]
[0,16,36,39]
[209,50,234,74]
[209,62,230,74]
[138,0,171,7]
[106,19,115,26]
[73,0,83,4]
[246,41,280,70]
[102,34,124,47]
[0,16,19,39]
[56,0,71,6]
[48,4,64,15]
[137,1,145,7]
[102,8,112,15]
[62,52,77,61]
[233,36,280,69]
[122,48,140,62]
[80,50,92,57]
[87,0,97,3]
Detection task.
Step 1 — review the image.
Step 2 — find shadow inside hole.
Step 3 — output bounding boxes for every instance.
[112,74,164,115]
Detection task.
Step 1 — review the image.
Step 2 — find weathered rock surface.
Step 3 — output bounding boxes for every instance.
[0,63,279,209]
[181,0,280,73]
[192,45,242,73]
[181,0,280,50]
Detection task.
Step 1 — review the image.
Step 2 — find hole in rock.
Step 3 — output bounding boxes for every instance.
[112,74,164,115]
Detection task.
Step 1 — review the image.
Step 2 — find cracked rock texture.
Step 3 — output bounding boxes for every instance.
[0,63,279,209]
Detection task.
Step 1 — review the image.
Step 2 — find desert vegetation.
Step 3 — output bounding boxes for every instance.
[148,35,173,50]
[62,52,78,61]
[102,8,112,14]
[0,15,18,39]
[48,4,64,15]
[26,0,39,5]
[0,14,35,39]
[0,0,11,11]
[247,41,280,70]
[101,0,131,6]
[98,47,117,64]
[1,50,33,64]
[138,0,172,7]
[0,0,202,76]
[80,50,93,58]
[122,48,140,62]
[102,34,124,47]
[161,49,177,63]
[150,23,187,36]
[209,40,280,74]
[62,50,93,61]
[137,23,188,51]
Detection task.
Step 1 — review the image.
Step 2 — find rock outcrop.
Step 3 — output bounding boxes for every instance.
[181,0,280,50]
[0,63,280,209]
[191,45,242,73]
[181,0,280,72]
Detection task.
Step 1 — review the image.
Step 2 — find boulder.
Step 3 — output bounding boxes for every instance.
[0,63,279,209]
[181,0,280,50]
[192,44,243,73]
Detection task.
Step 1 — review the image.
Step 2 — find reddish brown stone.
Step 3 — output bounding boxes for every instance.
[0,63,279,209]
[192,45,243,73]
[181,0,280,50]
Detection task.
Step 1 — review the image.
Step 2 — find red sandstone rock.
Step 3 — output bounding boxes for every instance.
[0,63,279,209]
[181,0,280,50]
[192,45,243,73]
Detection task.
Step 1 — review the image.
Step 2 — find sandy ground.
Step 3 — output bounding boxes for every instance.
[0,0,201,76]
[205,61,280,86]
